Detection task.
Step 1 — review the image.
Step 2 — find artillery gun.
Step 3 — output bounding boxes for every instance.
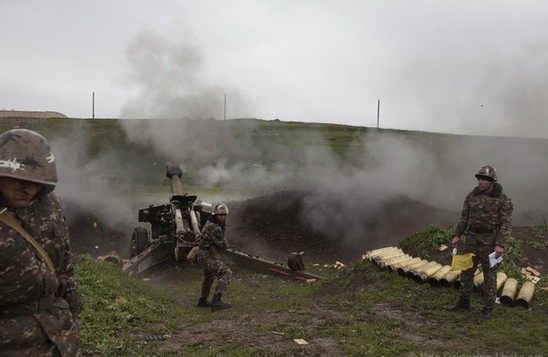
[120,164,322,281]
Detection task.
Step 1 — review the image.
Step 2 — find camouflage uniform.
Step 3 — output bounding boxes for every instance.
[0,194,80,356]
[196,216,232,298]
[454,182,513,309]
[0,129,80,356]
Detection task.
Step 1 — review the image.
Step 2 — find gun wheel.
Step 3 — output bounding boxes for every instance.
[129,227,150,258]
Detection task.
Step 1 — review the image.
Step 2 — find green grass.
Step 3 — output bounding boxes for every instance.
[400,225,454,258]
[75,242,547,356]
[76,256,192,355]
[499,236,524,279]
[320,260,547,356]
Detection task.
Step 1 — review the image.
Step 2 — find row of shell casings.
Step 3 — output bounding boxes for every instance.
[363,246,536,308]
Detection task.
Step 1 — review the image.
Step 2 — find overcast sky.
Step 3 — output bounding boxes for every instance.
[2,0,548,138]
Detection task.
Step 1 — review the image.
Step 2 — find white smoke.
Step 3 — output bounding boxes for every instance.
[51,121,135,231]
[110,28,548,257]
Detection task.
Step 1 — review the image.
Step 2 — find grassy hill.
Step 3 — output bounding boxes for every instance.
[76,248,546,356]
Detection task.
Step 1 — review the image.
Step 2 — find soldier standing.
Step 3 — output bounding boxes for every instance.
[0,129,81,355]
[447,165,513,319]
[196,202,233,310]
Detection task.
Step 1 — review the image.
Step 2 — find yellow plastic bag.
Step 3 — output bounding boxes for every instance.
[451,253,475,271]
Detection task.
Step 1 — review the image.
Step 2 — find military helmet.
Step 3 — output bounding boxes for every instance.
[0,129,57,195]
[475,165,497,182]
[213,202,229,215]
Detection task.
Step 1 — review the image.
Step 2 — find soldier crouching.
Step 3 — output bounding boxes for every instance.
[196,203,233,310]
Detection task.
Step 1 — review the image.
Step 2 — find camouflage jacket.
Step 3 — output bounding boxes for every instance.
[0,193,79,356]
[197,216,228,259]
[454,182,513,247]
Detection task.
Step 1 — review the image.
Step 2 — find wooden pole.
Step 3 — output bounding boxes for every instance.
[376,99,380,128]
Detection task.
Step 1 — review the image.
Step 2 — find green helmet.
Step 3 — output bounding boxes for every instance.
[213,202,229,215]
[475,165,497,182]
[0,129,57,195]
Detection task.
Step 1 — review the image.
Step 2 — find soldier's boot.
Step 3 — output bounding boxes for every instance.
[197,297,210,307]
[211,293,231,310]
[479,307,492,319]
[446,298,471,312]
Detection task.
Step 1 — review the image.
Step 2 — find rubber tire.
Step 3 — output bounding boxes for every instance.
[129,227,150,258]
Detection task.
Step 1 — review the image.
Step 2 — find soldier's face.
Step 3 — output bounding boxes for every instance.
[0,177,42,209]
[477,178,493,192]
[217,214,227,223]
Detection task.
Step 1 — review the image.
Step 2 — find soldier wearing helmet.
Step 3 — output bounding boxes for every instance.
[195,202,233,310]
[475,165,498,182]
[0,129,80,355]
[447,165,513,319]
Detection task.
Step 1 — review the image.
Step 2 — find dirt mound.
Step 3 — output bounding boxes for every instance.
[399,225,547,274]
[221,190,455,265]
[67,190,457,266]
[64,201,129,259]
[67,189,544,273]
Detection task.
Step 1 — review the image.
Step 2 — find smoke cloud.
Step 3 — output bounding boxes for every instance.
[119,30,247,120]
[51,121,136,236]
[52,28,548,261]
[386,40,548,139]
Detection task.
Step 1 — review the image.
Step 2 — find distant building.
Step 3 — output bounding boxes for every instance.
[0,110,67,119]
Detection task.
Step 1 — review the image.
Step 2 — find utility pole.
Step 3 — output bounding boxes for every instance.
[224,93,227,120]
[92,92,95,119]
[376,99,380,128]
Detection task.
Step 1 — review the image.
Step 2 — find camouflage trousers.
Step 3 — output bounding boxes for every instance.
[197,255,233,297]
[458,235,498,309]
[0,297,79,356]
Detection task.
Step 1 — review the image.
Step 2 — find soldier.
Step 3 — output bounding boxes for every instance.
[447,165,513,319]
[0,129,81,355]
[196,202,233,310]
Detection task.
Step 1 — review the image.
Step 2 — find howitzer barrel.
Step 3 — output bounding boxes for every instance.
[166,164,185,197]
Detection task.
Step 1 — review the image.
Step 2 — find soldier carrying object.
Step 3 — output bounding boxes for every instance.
[196,202,233,310]
[447,165,513,319]
[0,129,81,356]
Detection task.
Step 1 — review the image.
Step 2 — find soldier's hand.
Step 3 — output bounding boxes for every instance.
[65,289,84,316]
[495,245,504,258]
[451,235,460,247]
